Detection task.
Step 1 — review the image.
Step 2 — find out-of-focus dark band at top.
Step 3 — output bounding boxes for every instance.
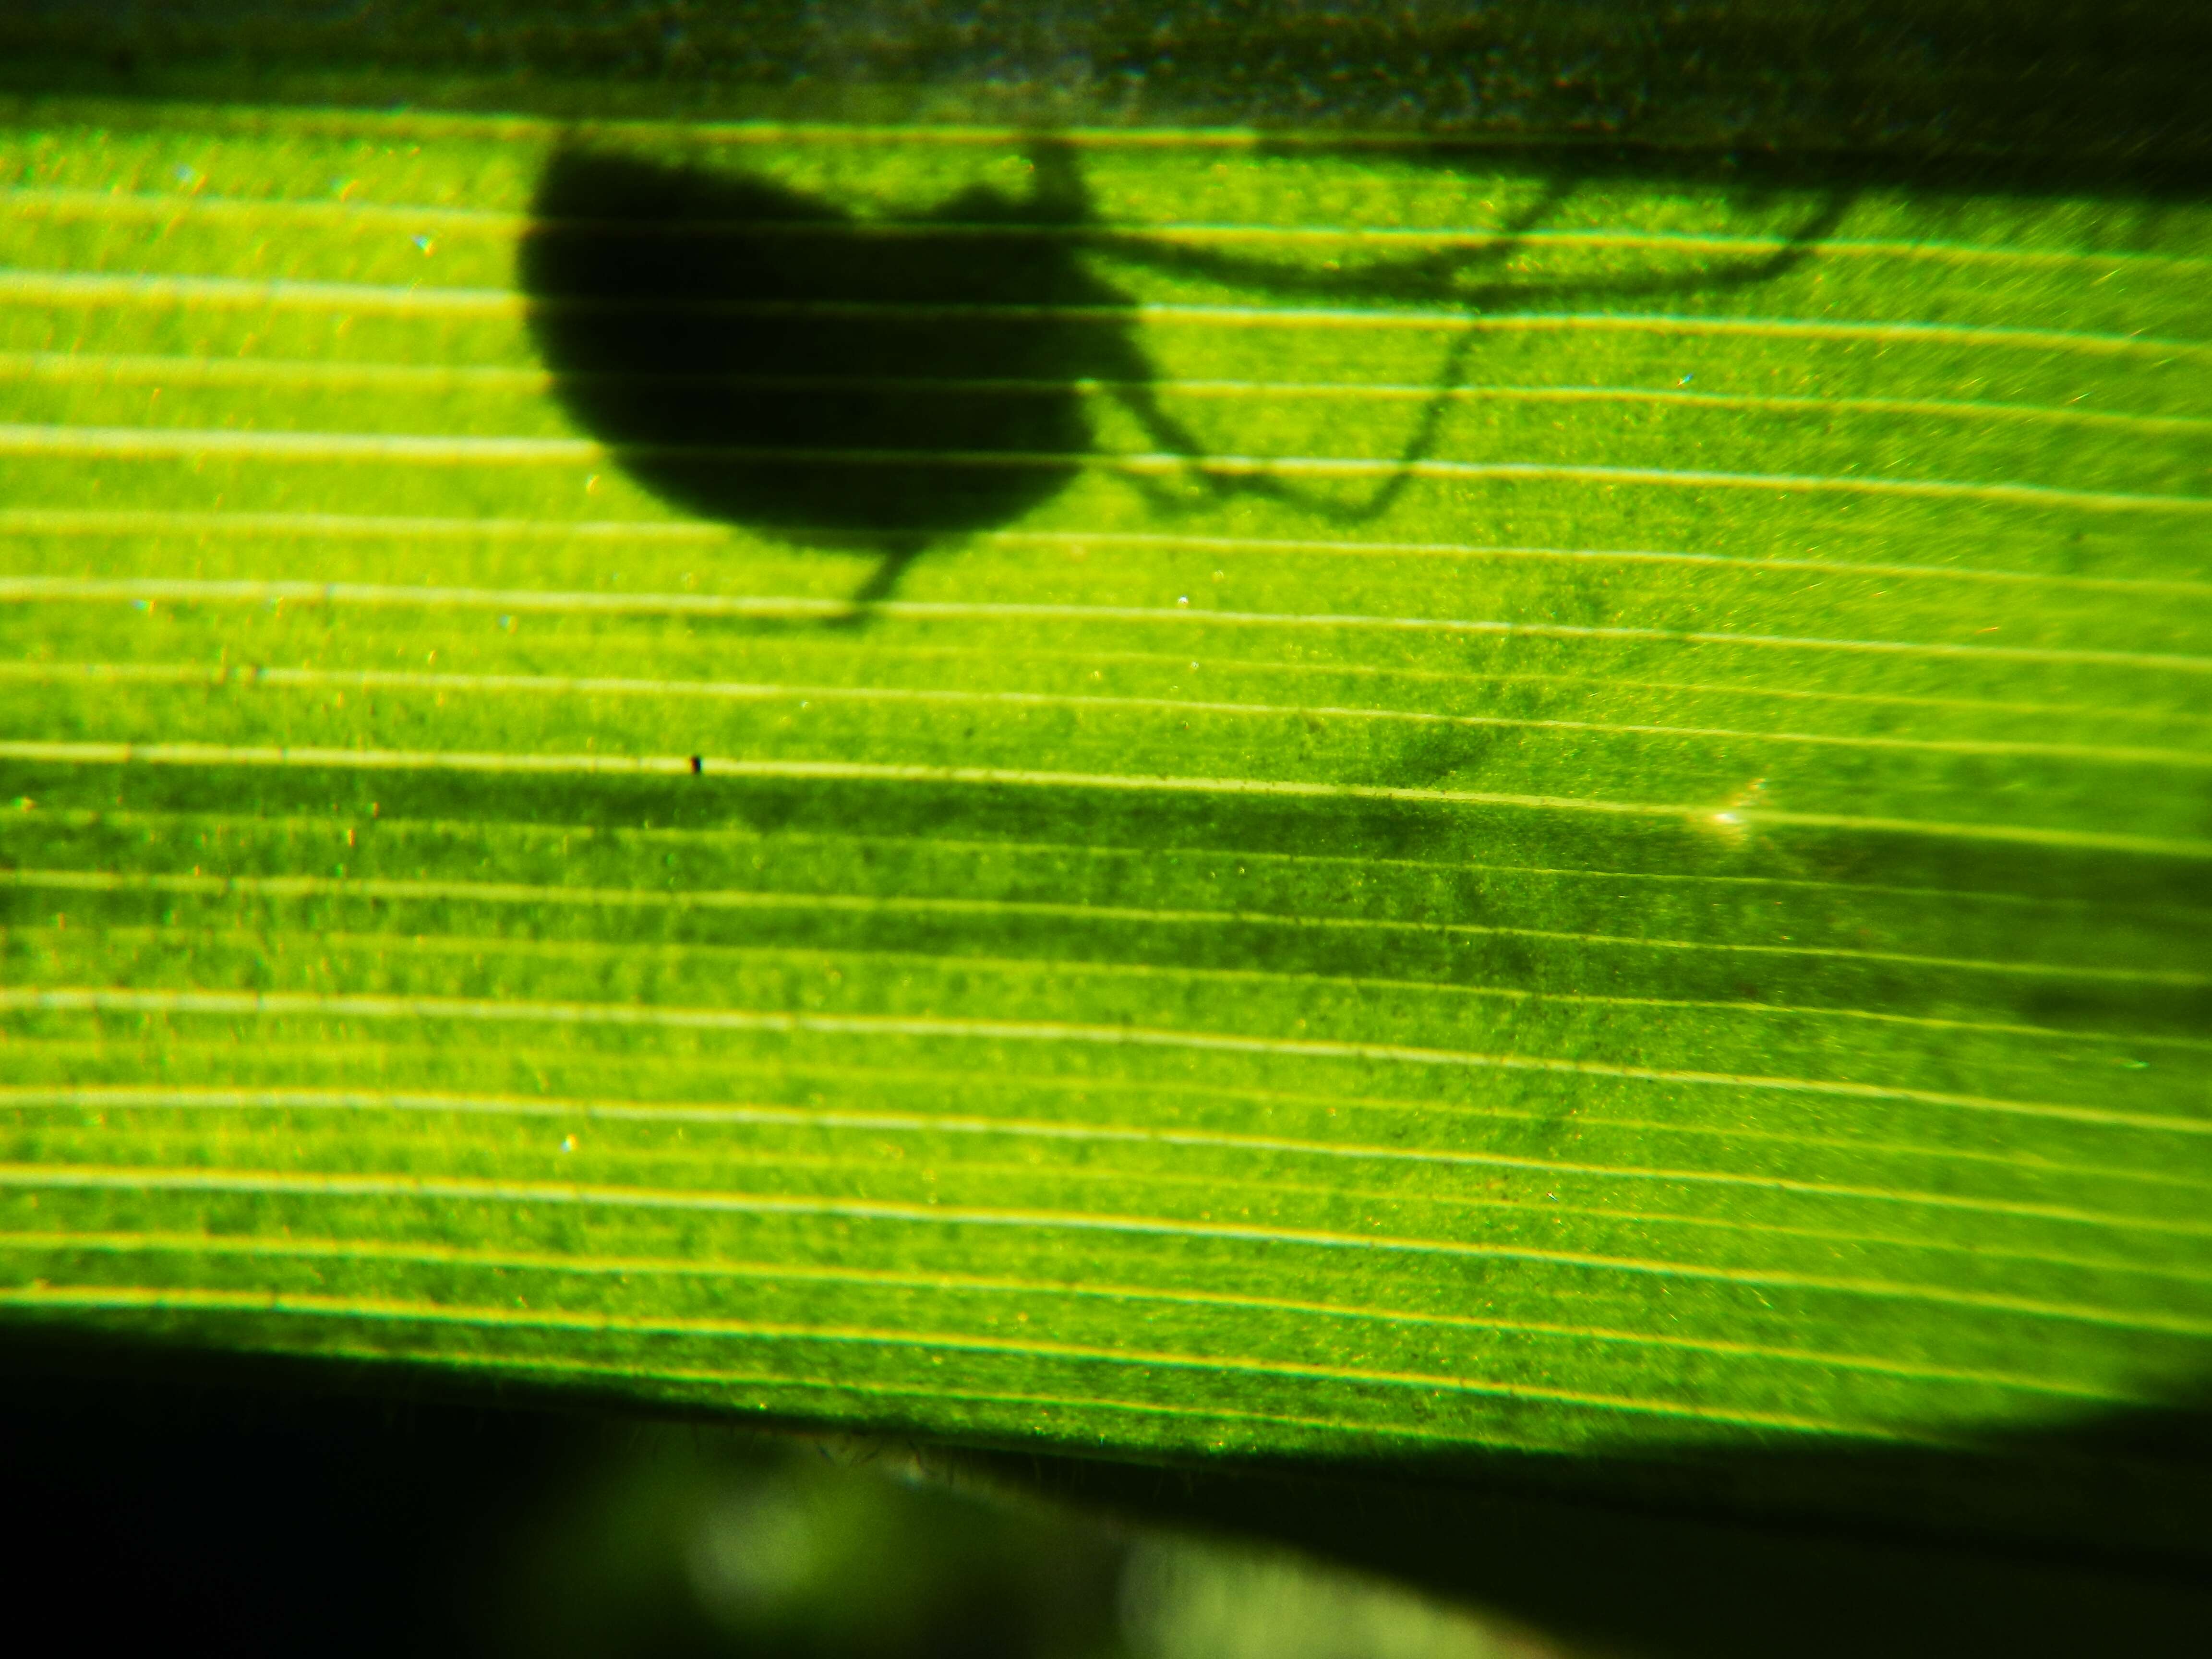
[4,1,2211,191]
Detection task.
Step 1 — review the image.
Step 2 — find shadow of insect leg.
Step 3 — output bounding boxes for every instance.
[1179,175,1581,527]
[827,538,928,624]
[1102,375,1282,508]
[1758,184,1856,280]
[1652,180,1859,300]
[1309,176,1580,524]
[1022,136,1092,219]
[1045,156,1598,528]
[1298,177,1857,527]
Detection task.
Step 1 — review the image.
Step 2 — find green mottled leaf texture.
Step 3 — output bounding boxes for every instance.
[0,97,2207,1571]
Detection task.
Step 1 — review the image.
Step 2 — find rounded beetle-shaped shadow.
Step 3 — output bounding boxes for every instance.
[520,143,1188,601]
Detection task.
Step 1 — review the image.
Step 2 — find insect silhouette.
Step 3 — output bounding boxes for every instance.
[522,140,1224,607]
[521,140,1849,611]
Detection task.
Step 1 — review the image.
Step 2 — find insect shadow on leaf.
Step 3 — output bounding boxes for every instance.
[520,139,1854,615]
[521,140,1220,615]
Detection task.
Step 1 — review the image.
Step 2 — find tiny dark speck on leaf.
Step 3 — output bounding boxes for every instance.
[690,755,703,775]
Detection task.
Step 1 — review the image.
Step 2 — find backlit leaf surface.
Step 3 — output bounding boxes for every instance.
[0,98,2207,1587]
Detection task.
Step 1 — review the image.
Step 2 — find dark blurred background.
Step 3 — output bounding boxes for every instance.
[4,0,2212,178]
[0,1363,1564,1659]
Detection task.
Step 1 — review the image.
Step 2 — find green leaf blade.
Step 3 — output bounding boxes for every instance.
[0,103,2206,1581]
